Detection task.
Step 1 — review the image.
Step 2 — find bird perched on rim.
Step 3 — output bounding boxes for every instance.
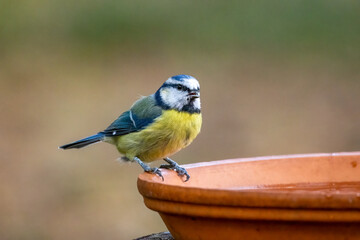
[59,75,202,181]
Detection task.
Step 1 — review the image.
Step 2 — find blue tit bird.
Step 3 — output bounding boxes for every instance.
[59,74,202,181]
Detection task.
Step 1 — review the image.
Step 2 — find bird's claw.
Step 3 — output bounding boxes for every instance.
[146,167,164,181]
[133,157,164,181]
[159,164,190,182]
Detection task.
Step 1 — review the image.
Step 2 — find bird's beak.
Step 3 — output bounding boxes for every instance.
[188,91,200,99]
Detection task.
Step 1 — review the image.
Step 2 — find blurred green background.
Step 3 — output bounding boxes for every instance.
[1,0,359,239]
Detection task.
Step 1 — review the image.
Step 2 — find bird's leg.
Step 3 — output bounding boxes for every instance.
[160,157,190,182]
[133,157,164,181]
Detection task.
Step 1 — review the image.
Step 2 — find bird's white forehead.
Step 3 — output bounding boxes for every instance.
[165,76,200,90]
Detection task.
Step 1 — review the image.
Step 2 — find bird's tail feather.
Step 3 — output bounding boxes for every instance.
[59,133,103,150]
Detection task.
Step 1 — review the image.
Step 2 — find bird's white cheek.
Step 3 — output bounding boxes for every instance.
[193,99,201,110]
[160,89,186,110]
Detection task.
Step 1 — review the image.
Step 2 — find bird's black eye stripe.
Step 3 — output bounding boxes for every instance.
[176,84,189,91]
[163,83,191,92]
[183,86,189,91]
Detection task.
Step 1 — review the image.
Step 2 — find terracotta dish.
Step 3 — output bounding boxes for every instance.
[137,152,360,240]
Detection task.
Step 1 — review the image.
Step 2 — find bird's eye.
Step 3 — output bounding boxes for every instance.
[177,84,183,90]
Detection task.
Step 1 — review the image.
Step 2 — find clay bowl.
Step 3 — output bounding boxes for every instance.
[137,152,360,240]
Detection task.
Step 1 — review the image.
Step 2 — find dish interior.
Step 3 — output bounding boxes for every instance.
[147,153,360,195]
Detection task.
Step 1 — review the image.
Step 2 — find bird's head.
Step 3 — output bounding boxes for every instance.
[155,75,201,113]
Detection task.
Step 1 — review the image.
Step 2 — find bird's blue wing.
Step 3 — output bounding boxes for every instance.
[100,111,155,136]
[100,95,162,137]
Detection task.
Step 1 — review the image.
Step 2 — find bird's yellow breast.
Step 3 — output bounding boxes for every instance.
[114,110,202,162]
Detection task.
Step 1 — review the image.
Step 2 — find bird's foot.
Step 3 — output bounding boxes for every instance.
[133,157,164,181]
[145,167,164,181]
[160,158,190,182]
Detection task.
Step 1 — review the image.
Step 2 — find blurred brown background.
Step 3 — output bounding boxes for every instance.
[1,0,359,239]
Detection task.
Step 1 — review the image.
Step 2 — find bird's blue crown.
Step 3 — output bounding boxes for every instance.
[171,74,195,81]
